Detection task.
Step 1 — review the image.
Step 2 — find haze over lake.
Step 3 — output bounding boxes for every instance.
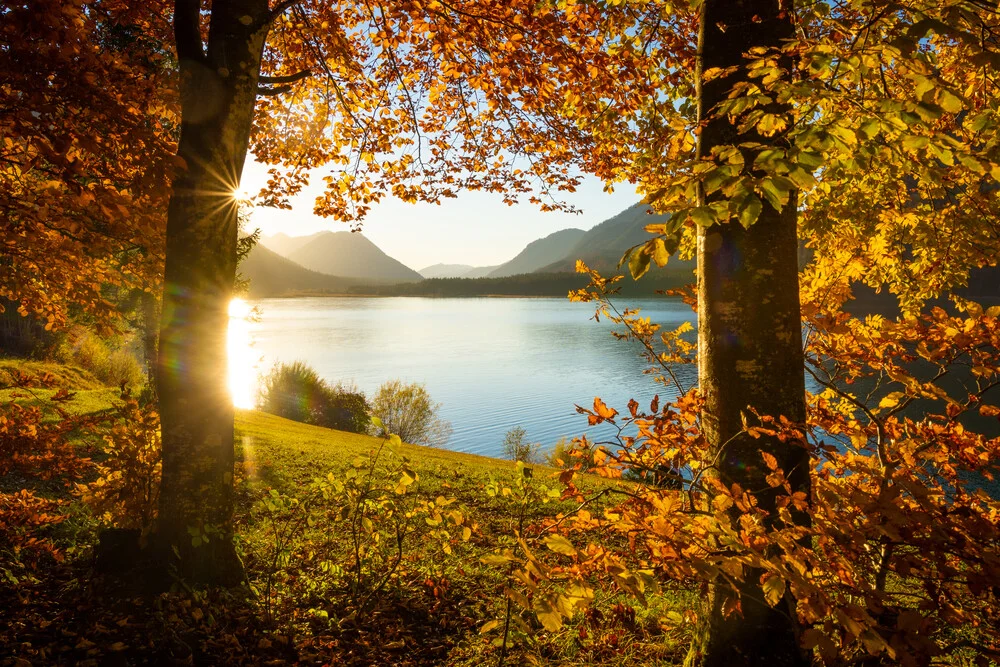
[231,296,698,458]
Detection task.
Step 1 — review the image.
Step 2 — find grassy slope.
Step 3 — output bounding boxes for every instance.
[1,360,688,665]
[0,358,121,417]
[233,410,689,666]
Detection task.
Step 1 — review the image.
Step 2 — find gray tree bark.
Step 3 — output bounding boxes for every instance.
[685,0,812,665]
[156,0,271,584]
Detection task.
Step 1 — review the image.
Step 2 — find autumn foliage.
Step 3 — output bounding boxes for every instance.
[0,1,175,330]
[498,270,1000,665]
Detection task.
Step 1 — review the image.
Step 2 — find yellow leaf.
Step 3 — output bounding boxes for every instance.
[762,574,785,607]
[879,392,904,409]
[543,534,577,556]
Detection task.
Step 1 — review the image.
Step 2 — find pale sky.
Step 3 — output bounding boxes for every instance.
[240,158,640,271]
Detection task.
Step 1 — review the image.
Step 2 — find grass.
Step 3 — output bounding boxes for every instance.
[1,359,692,666]
[232,409,692,665]
[0,357,106,390]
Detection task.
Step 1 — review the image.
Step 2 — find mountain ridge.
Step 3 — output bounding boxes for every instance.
[487,228,586,278]
[263,230,423,283]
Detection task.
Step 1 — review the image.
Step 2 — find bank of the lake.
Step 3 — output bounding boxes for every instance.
[233,296,699,458]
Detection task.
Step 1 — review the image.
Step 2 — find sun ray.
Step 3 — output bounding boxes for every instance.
[227,297,257,409]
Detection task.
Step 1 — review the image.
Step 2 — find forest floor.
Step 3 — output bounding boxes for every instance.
[0,360,693,666]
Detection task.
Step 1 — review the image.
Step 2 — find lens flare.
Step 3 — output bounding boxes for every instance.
[227,298,256,408]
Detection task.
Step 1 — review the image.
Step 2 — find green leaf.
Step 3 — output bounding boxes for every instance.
[759,179,784,211]
[736,193,763,228]
[628,246,651,280]
[787,167,816,190]
[689,206,716,227]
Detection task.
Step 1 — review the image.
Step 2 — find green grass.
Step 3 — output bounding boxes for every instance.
[0,358,105,390]
[231,408,691,665]
[1,358,691,666]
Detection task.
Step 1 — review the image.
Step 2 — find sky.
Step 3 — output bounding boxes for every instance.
[240,158,640,271]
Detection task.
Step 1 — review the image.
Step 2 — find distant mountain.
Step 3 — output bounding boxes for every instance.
[260,231,326,257]
[419,263,477,279]
[240,244,356,298]
[284,231,423,283]
[462,265,500,278]
[488,228,586,278]
[539,203,679,273]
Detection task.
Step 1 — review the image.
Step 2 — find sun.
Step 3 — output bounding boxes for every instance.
[227,298,256,409]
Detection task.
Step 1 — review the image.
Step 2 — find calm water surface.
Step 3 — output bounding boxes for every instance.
[234,296,698,458]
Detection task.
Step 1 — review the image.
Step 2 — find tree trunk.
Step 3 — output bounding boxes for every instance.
[685,1,811,665]
[155,0,270,585]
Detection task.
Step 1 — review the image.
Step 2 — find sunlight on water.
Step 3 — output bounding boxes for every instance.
[227,298,256,409]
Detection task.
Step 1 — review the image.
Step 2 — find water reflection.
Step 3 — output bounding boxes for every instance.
[227,298,257,409]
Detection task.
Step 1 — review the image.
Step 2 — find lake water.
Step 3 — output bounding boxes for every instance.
[230,296,699,458]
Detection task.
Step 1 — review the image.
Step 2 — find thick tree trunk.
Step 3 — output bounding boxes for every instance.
[685,1,811,665]
[155,0,270,585]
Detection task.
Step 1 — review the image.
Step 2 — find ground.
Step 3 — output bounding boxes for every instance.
[0,360,692,666]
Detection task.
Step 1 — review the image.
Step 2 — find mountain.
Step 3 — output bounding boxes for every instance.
[462,265,500,278]
[284,231,423,283]
[487,228,586,278]
[239,244,356,297]
[260,231,326,257]
[419,263,477,279]
[538,203,682,273]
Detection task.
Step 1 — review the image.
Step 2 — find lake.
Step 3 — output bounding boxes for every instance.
[229,296,698,458]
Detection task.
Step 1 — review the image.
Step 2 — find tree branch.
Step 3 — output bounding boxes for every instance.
[269,0,301,20]
[174,0,204,62]
[258,70,312,85]
[256,85,293,96]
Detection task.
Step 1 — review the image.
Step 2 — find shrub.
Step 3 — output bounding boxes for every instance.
[257,361,370,433]
[369,379,451,447]
[77,398,161,533]
[502,426,541,464]
[57,327,145,390]
[315,381,371,434]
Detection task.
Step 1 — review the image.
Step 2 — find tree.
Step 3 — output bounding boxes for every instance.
[0,1,174,332]
[370,380,451,448]
[151,0,642,582]
[685,2,810,664]
[502,426,542,463]
[505,1,1000,664]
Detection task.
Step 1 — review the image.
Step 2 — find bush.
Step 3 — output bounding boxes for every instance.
[502,426,541,464]
[315,382,371,434]
[56,327,145,390]
[369,379,451,447]
[257,361,370,433]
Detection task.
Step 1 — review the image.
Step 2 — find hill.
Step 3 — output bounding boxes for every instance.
[259,231,326,257]
[239,243,357,297]
[462,265,500,278]
[285,231,423,283]
[535,202,696,279]
[418,263,477,279]
[487,228,585,278]
[348,268,692,297]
